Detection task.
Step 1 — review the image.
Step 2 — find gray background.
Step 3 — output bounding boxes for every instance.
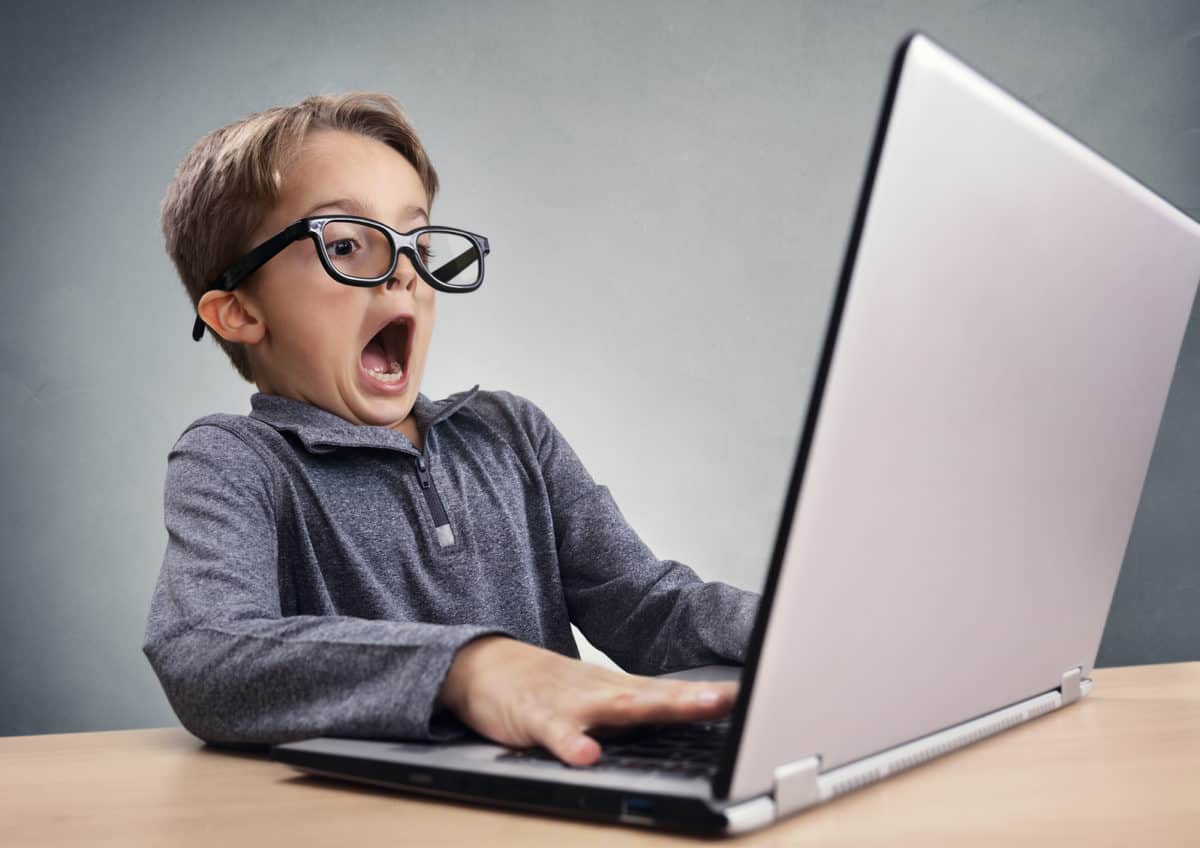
[1,0,1197,737]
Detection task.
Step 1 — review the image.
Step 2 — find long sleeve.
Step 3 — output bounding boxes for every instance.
[141,424,510,747]
[520,397,761,674]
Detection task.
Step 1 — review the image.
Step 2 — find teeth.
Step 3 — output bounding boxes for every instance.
[367,360,406,381]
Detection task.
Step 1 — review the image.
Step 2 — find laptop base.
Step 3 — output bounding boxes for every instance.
[273,673,1091,835]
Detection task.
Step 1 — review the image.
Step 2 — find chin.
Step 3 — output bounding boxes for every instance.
[352,384,419,426]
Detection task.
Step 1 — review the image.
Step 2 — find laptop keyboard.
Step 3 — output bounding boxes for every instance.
[497,718,729,778]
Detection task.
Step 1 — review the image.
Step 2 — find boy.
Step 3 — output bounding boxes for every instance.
[143,91,760,767]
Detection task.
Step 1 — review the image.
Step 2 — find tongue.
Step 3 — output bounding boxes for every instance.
[361,334,389,371]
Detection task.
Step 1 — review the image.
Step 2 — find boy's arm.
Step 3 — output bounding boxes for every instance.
[519,396,761,674]
[141,424,512,747]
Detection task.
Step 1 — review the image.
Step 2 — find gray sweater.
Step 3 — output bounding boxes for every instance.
[141,384,760,748]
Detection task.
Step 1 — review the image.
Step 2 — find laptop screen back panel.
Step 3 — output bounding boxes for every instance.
[722,33,1200,801]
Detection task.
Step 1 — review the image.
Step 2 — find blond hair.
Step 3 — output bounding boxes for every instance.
[160,91,441,382]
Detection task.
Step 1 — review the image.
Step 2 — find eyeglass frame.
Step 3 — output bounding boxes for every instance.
[191,215,490,341]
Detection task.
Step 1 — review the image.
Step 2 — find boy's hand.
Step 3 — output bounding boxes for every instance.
[437,635,738,767]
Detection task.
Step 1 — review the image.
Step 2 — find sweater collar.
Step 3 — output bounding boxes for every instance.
[248,384,481,454]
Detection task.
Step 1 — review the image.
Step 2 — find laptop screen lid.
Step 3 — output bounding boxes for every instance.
[712,32,1200,801]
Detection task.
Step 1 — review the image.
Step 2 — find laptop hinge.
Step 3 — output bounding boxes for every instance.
[1059,666,1083,706]
[772,755,821,816]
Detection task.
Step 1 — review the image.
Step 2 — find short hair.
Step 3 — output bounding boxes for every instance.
[160,91,441,383]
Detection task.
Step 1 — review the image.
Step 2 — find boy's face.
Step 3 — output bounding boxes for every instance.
[238,128,436,432]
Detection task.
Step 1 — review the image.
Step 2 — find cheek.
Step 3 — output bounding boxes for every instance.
[416,302,435,355]
[270,285,360,360]
[421,284,437,320]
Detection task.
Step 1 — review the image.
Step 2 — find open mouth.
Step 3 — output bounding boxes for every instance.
[360,317,411,384]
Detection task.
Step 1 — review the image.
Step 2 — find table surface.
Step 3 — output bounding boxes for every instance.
[3,661,1198,846]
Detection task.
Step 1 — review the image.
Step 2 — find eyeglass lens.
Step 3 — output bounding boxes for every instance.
[322,220,482,287]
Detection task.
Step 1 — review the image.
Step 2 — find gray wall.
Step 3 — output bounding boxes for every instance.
[1,0,1197,737]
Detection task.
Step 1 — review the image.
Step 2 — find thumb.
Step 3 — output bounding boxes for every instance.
[533,714,602,766]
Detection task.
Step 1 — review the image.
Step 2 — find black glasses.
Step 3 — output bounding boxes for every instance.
[192,216,490,340]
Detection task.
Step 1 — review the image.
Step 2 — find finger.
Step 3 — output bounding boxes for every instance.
[533,714,602,767]
[584,680,739,730]
[633,679,739,723]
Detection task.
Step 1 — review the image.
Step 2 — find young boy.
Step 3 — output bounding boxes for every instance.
[142,91,760,767]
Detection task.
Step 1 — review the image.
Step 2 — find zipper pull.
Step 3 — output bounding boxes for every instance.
[413,455,431,489]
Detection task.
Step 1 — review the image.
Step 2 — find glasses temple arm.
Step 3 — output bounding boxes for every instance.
[430,244,482,284]
[191,222,308,341]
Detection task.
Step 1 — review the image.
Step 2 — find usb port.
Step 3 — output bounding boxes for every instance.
[620,797,656,824]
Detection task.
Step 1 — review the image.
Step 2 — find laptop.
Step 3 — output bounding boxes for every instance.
[271,31,1200,835]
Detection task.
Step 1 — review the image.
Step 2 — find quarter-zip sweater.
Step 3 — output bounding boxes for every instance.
[142,385,759,748]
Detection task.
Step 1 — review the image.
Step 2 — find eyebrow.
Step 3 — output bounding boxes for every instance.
[301,197,429,224]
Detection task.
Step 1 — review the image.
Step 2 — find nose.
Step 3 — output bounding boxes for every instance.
[384,252,419,292]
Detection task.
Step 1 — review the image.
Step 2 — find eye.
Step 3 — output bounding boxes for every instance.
[326,238,358,257]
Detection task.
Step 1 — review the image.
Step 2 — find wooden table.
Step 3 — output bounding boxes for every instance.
[3,662,1198,845]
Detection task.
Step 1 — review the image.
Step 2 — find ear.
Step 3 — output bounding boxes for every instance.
[197,289,266,345]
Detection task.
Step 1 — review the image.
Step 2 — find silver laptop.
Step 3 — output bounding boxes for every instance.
[271,31,1200,835]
